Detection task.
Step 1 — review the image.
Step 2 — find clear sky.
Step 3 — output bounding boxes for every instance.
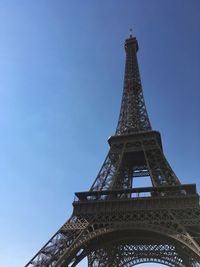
[0,1,200,266]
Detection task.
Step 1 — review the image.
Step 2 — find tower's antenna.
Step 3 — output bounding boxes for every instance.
[129,28,133,37]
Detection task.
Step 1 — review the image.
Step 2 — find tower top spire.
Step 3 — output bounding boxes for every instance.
[129,28,133,38]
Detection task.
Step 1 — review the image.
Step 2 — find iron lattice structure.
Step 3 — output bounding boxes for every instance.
[25,35,200,267]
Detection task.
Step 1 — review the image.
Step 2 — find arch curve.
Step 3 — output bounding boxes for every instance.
[66,228,196,266]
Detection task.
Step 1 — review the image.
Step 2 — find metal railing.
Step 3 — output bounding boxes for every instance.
[74,184,197,202]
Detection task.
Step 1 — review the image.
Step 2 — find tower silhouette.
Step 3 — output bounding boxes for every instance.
[26,34,200,267]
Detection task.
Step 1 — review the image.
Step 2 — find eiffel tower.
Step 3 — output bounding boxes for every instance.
[25,33,200,267]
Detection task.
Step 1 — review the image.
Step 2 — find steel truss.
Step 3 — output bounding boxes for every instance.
[25,35,200,267]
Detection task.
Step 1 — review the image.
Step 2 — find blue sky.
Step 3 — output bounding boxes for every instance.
[0,1,200,266]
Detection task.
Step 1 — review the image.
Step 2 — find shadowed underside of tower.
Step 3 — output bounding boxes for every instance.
[25,34,200,267]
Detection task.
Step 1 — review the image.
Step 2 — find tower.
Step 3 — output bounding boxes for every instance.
[25,34,200,267]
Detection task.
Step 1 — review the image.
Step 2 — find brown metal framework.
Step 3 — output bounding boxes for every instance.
[25,34,200,267]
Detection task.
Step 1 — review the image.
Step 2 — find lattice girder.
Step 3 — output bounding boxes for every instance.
[25,192,200,267]
[87,241,190,267]
[116,36,151,135]
[91,131,181,191]
[25,34,200,267]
